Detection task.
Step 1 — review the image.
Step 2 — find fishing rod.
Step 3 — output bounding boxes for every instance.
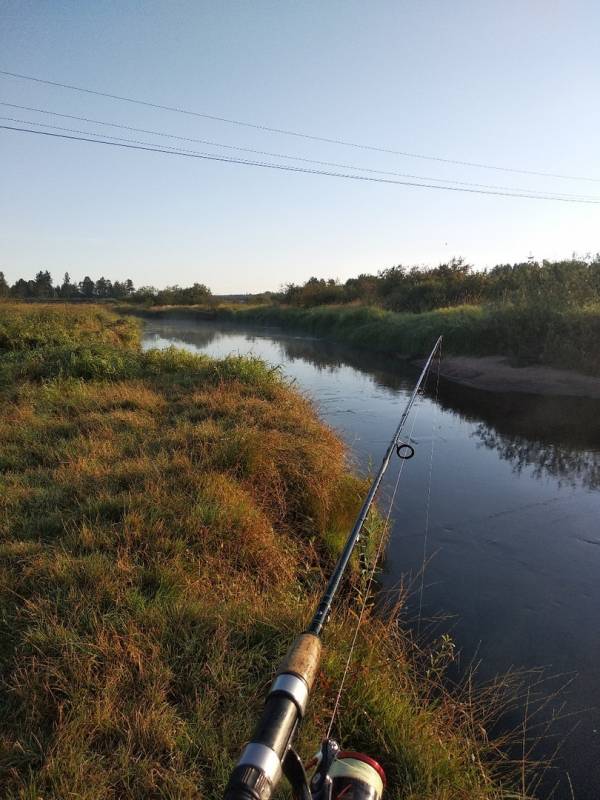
[224,336,443,800]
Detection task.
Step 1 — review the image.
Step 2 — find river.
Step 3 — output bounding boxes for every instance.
[142,316,600,799]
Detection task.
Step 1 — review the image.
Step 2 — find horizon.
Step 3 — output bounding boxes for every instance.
[4,250,599,296]
[1,2,599,292]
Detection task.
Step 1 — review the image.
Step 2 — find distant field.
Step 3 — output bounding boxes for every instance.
[0,302,530,799]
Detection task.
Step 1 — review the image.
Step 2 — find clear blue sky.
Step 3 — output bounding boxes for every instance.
[1,1,598,293]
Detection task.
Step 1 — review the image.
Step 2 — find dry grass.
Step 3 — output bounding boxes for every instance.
[0,303,533,798]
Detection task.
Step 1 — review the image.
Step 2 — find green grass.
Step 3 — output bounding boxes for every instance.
[0,303,531,798]
[0,302,138,352]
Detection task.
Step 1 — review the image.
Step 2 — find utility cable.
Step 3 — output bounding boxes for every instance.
[1,67,598,184]
[2,123,599,204]
[1,102,598,200]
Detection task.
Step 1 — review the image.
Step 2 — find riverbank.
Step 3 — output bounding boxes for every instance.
[0,303,530,799]
[437,356,600,399]
[125,302,600,385]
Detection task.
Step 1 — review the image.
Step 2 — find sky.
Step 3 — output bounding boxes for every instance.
[1,0,599,293]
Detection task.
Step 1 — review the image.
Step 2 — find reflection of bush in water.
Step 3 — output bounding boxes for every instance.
[277,335,415,389]
[432,377,600,490]
[474,424,600,490]
[144,321,222,350]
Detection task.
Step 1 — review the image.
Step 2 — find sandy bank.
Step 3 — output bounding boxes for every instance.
[436,356,600,399]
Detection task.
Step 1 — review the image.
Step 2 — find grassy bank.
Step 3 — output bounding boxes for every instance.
[132,302,600,376]
[0,303,529,799]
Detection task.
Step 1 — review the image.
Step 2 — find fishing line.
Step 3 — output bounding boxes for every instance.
[417,343,442,633]
[325,374,428,738]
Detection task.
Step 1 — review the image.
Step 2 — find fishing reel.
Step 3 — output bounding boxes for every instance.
[284,739,386,800]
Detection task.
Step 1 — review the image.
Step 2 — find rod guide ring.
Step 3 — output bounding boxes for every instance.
[396,441,415,459]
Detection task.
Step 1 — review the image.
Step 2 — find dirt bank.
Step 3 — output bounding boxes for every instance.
[437,355,600,399]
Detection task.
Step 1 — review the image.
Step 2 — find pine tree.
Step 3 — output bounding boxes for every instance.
[60,272,77,298]
[34,270,54,298]
[79,276,95,298]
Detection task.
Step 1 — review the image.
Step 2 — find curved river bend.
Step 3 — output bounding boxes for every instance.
[142,317,600,799]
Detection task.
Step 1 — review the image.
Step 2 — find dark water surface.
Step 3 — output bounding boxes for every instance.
[142,317,600,799]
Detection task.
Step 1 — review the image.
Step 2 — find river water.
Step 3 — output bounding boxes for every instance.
[142,317,600,799]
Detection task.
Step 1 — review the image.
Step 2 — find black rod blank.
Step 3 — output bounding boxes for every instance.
[308,335,442,636]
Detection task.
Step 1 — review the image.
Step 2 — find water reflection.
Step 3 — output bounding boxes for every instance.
[146,319,600,490]
[431,382,600,490]
[474,426,600,490]
[144,322,224,351]
[275,334,600,490]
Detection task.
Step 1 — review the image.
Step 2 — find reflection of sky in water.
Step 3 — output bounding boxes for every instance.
[143,318,600,799]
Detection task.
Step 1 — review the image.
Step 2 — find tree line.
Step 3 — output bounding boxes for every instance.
[0,271,212,306]
[280,256,600,312]
[3,256,599,313]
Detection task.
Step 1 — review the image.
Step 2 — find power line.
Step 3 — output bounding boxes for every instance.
[3,105,597,201]
[2,123,599,204]
[1,67,598,184]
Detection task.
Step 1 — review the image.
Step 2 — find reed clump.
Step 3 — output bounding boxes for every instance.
[0,303,532,798]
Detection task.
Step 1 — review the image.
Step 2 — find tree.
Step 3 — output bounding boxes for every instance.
[79,276,95,298]
[111,280,127,299]
[181,282,212,305]
[0,271,9,298]
[344,273,378,302]
[95,277,113,298]
[60,272,77,298]
[133,286,159,304]
[283,276,343,307]
[33,270,54,298]
[11,278,34,298]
